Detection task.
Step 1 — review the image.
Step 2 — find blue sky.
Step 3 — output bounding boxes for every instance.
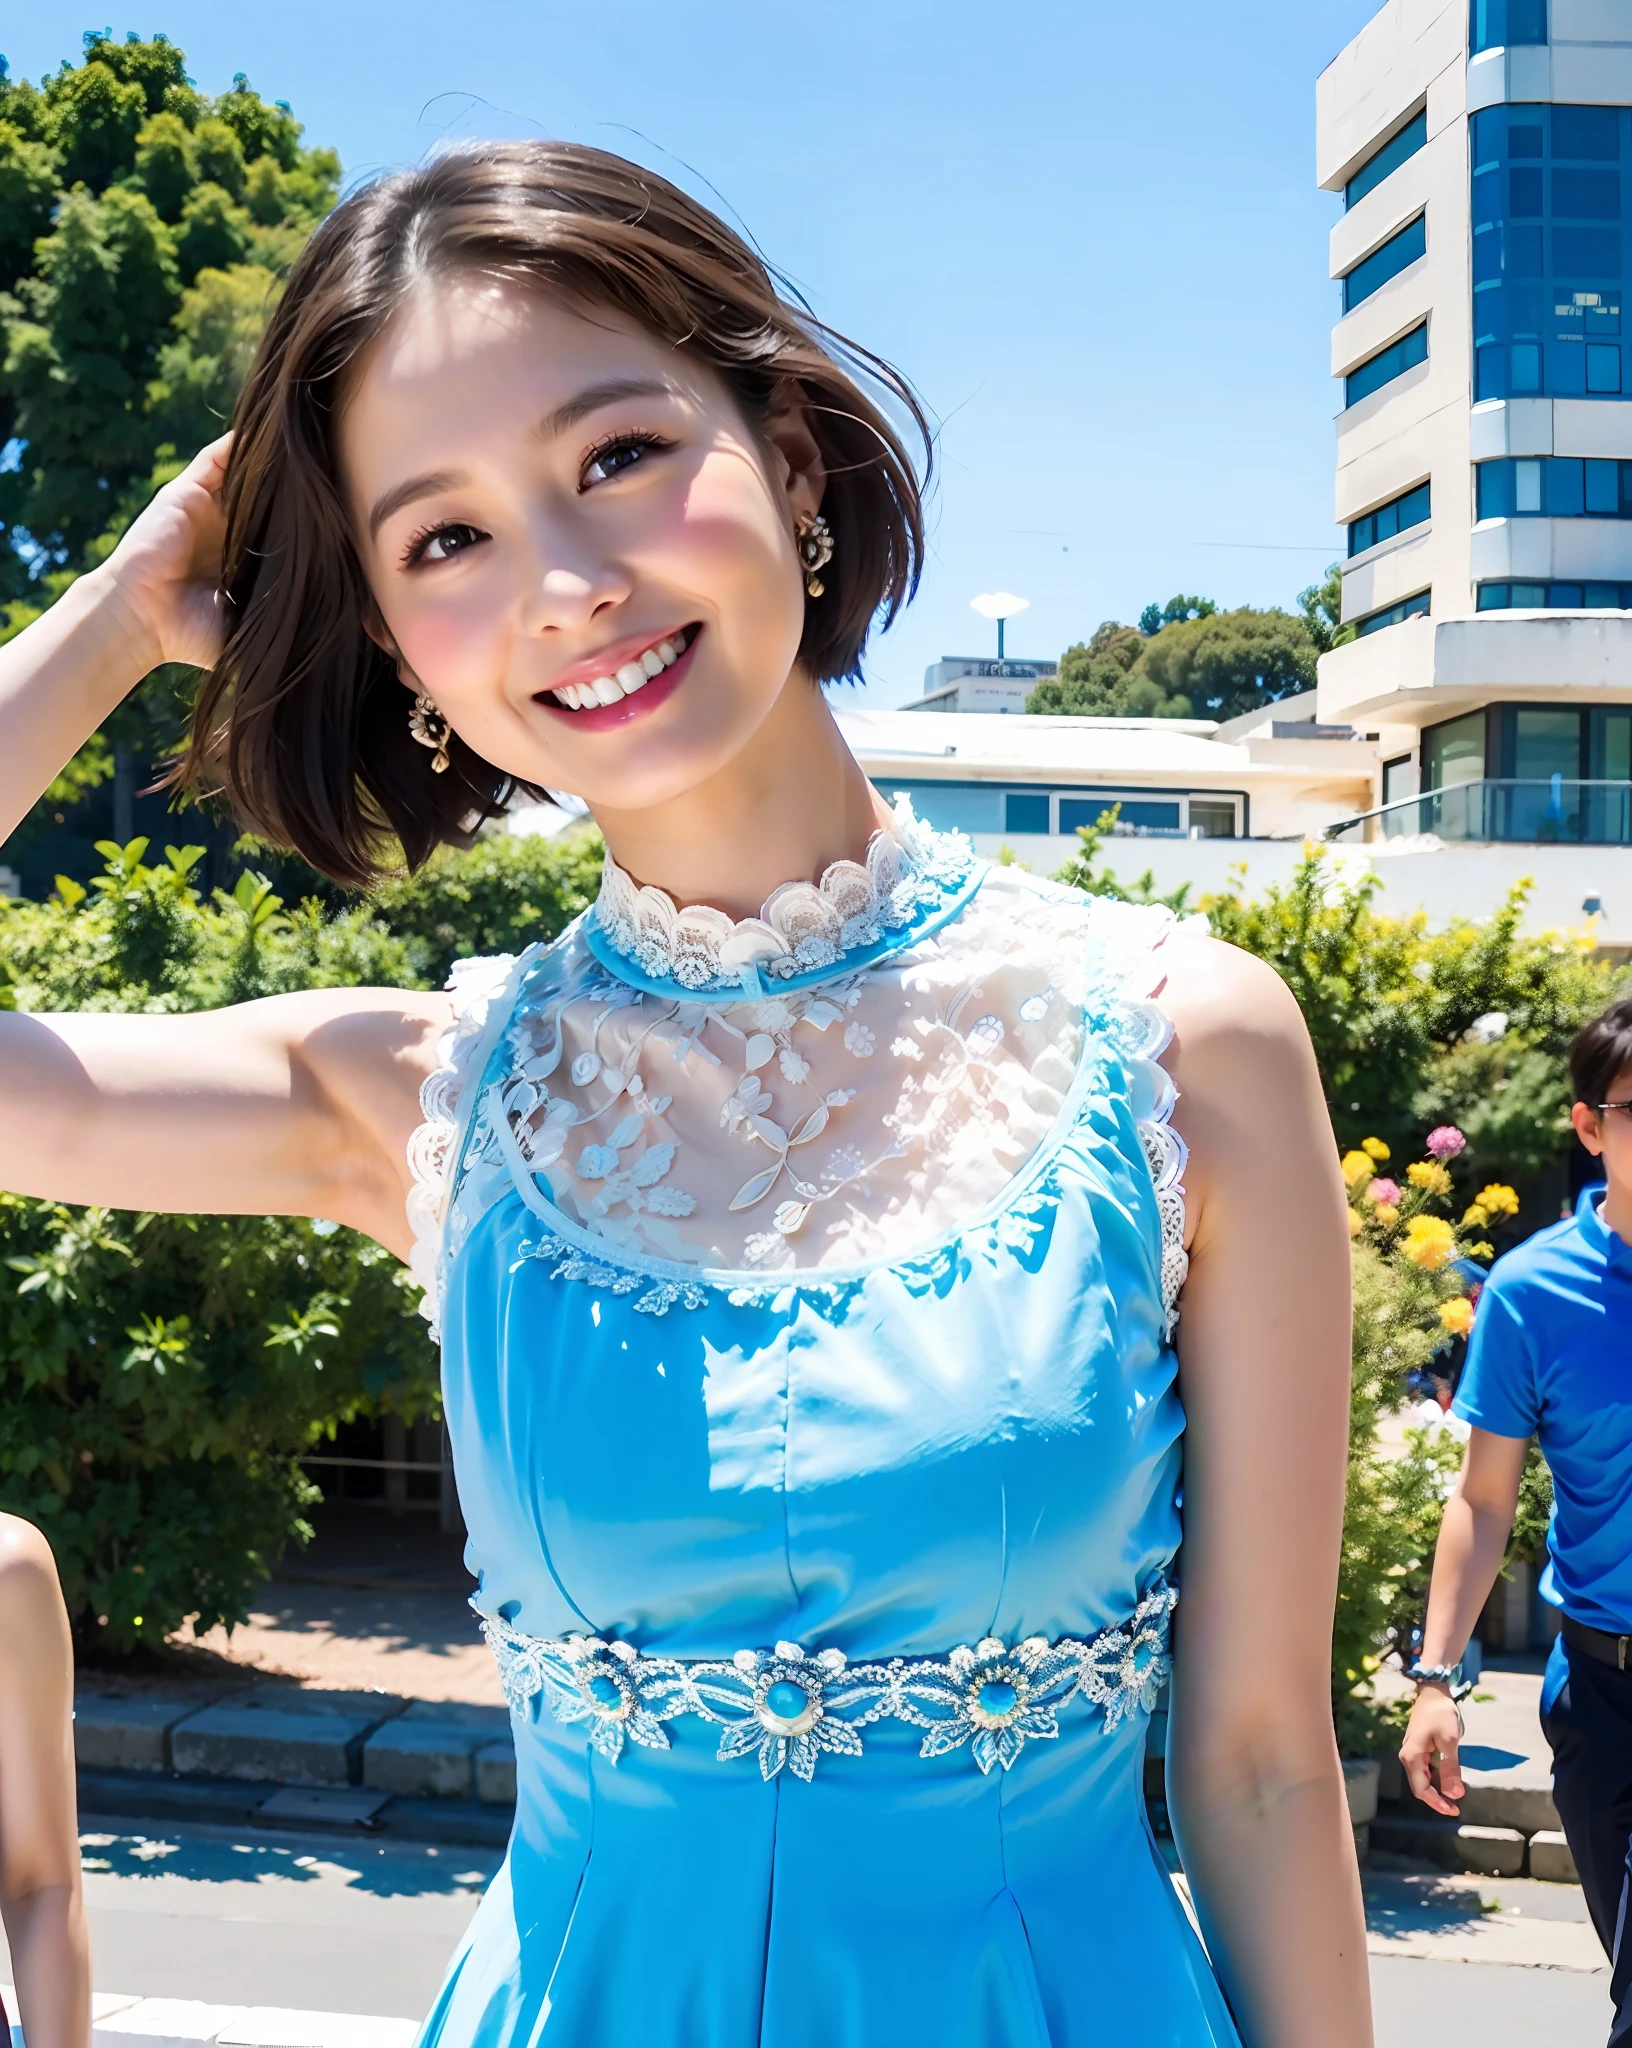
[7,3,1384,704]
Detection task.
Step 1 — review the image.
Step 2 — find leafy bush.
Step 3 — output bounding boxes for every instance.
[0,828,601,1649]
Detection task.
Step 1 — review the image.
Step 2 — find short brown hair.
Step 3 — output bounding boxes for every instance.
[182,142,931,888]
[1570,995,1632,1107]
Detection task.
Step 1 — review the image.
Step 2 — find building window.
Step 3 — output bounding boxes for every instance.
[1471,103,1632,401]
[1343,216,1428,312]
[1346,110,1428,210]
[1353,590,1431,636]
[1476,455,1632,517]
[1470,0,1547,54]
[1345,323,1429,406]
[1423,711,1487,789]
[1349,480,1431,556]
[1004,791,1050,834]
[872,781,1243,840]
[1382,754,1416,805]
[1477,580,1632,607]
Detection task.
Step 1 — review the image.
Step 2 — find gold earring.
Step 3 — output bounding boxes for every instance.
[795,511,834,598]
[408,688,451,774]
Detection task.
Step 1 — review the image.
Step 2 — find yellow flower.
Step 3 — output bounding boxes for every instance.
[1462,1203,1489,1229]
[1347,1206,1364,1238]
[1362,1137,1391,1162]
[1341,1150,1374,1190]
[1467,1240,1495,1260]
[1407,1161,1454,1197]
[1477,1183,1520,1218]
[1402,1215,1457,1269]
[1439,1296,1475,1337]
[1372,1203,1400,1228]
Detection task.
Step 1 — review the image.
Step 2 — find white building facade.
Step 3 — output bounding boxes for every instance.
[1316,0,1632,856]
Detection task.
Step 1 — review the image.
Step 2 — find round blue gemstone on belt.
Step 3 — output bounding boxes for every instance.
[764,1679,811,1721]
[977,1679,1018,1718]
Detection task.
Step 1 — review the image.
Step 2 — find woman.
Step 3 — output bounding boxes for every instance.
[0,1515,91,2046]
[0,144,1366,2046]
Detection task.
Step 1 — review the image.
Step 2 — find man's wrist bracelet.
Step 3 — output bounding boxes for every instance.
[1407,1661,1460,1687]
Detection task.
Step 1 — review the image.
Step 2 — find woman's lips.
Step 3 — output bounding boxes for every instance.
[535,627,700,733]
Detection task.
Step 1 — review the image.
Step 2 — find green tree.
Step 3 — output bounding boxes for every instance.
[1026,620,1192,718]
[1138,594,1217,637]
[0,33,340,870]
[1136,606,1317,720]
[1298,562,1355,656]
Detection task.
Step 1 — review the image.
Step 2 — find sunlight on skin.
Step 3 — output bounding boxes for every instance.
[338,281,887,920]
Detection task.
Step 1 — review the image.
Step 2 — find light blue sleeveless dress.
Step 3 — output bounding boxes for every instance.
[405,803,1241,2047]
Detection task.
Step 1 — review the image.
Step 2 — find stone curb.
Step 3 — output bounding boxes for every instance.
[78,1766,513,1851]
[75,1687,515,1804]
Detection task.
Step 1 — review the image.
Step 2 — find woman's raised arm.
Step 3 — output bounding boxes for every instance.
[0,442,451,1251]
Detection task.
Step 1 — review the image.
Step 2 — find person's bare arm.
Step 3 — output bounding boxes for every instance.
[0,990,451,1259]
[0,436,452,1249]
[1157,934,1371,2048]
[0,1516,89,2048]
[1398,1429,1528,1815]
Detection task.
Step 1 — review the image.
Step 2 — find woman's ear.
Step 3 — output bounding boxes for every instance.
[362,607,421,693]
[762,384,826,527]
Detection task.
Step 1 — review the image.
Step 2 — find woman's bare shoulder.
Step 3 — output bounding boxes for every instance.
[1152,927,1309,1072]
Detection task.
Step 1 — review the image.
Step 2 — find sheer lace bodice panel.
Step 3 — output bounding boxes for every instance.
[408,838,1187,1322]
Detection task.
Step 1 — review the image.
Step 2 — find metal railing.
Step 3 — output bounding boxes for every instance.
[1326,778,1632,846]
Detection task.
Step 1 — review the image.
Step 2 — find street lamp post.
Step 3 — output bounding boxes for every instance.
[969,591,1030,661]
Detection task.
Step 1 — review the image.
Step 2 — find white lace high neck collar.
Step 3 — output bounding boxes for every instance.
[586,797,979,999]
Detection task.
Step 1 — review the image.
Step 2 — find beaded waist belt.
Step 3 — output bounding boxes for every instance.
[476,1580,1174,1781]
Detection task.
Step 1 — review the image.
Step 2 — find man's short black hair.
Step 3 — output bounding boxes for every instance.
[1569,995,1632,1107]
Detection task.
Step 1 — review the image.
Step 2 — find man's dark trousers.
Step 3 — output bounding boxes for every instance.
[1541,1636,1632,2044]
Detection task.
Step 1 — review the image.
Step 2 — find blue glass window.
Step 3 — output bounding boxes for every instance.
[1057,797,1182,836]
[1004,791,1050,834]
[1477,581,1632,608]
[1470,0,1547,53]
[1354,591,1431,636]
[1349,480,1431,556]
[1471,105,1631,400]
[1346,110,1428,210]
[1343,216,1427,312]
[1476,455,1632,516]
[1346,323,1429,406]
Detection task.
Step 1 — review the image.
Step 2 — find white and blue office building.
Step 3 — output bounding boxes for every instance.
[1317,0,1632,846]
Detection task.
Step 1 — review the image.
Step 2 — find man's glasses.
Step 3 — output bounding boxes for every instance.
[1596,1101,1632,1117]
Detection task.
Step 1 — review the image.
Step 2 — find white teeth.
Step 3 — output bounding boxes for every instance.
[552,634,690,711]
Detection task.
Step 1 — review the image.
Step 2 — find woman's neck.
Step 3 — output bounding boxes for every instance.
[591,680,892,920]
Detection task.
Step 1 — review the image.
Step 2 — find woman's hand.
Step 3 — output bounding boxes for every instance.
[1400,1683,1466,1815]
[97,432,232,673]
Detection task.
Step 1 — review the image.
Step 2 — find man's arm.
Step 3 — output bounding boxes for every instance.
[1399,1429,1529,1814]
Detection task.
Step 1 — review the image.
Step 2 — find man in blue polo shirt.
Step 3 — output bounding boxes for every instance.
[1401,994,1632,2046]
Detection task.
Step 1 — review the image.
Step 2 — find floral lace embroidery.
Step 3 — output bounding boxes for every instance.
[591,795,976,995]
[476,1579,1175,1780]
[405,950,531,1339]
[431,877,1194,1333]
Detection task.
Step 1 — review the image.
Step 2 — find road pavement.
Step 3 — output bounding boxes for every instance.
[0,1815,1612,2044]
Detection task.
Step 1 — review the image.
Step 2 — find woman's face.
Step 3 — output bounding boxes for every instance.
[338,278,821,812]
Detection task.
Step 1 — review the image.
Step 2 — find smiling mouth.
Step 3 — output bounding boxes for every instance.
[542,625,698,713]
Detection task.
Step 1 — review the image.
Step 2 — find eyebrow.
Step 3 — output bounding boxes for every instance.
[366,376,676,542]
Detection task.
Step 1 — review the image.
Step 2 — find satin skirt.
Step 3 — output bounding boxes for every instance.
[417,1702,1241,2047]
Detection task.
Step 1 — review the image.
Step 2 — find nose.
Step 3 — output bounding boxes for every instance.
[519,525,633,636]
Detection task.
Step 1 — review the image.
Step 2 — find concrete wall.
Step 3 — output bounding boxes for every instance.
[986,831,1632,945]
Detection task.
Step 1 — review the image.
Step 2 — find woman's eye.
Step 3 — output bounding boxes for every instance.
[407,523,485,567]
[582,434,666,487]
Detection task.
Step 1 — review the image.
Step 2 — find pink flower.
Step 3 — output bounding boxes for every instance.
[1425,1126,1466,1161]
[1368,1177,1401,1207]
